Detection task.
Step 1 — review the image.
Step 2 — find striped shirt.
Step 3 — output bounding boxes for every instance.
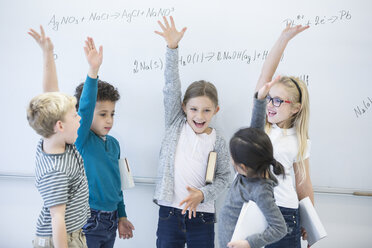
[34,139,90,236]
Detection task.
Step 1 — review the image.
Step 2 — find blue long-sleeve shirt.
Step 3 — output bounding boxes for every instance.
[75,76,126,217]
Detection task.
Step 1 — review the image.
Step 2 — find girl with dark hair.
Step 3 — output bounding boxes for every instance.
[218,77,287,248]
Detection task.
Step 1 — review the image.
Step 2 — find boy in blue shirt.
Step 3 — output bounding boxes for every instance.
[29,26,134,248]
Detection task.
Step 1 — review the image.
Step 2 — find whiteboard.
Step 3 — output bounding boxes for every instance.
[0,0,371,191]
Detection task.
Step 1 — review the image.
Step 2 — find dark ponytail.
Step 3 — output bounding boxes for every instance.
[230,128,285,182]
[271,158,285,177]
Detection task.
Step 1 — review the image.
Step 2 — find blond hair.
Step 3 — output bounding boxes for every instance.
[27,92,77,138]
[265,76,310,183]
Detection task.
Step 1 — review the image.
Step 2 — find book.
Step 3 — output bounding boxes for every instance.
[299,197,327,246]
[118,158,135,190]
[231,201,268,243]
[205,151,217,184]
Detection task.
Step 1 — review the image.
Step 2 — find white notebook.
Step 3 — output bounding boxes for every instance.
[299,197,327,246]
[118,158,135,190]
[231,201,268,243]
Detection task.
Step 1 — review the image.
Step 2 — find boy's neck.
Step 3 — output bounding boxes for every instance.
[43,136,66,154]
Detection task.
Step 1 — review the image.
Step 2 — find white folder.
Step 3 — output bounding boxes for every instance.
[231,201,268,243]
[118,158,135,190]
[299,197,327,246]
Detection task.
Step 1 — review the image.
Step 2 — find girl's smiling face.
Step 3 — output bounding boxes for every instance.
[266,84,300,128]
[182,96,219,134]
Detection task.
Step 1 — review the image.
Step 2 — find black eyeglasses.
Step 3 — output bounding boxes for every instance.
[266,95,291,107]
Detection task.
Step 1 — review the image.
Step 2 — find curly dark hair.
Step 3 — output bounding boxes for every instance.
[74,79,120,110]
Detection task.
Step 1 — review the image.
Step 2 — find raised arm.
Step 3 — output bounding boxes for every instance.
[155,16,187,128]
[28,25,59,92]
[75,37,103,149]
[255,24,309,92]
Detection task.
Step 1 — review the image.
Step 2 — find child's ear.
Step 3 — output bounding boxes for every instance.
[291,103,301,115]
[182,103,186,113]
[214,105,220,114]
[54,120,64,133]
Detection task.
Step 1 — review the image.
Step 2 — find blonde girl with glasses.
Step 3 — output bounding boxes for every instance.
[255,24,313,248]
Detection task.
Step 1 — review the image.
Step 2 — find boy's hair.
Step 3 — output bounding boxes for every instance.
[230,127,285,183]
[27,92,77,138]
[75,80,120,110]
[265,76,310,183]
[182,80,218,107]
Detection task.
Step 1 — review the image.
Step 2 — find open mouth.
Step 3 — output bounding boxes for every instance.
[193,120,206,128]
[267,109,277,118]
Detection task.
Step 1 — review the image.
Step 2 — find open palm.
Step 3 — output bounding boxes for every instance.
[84,37,103,71]
[281,24,309,41]
[155,16,187,49]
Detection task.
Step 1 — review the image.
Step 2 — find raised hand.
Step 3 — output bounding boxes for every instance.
[28,25,58,92]
[281,24,309,42]
[155,16,187,49]
[257,75,281,100]
[179,186,204,219]
[83,37,103,79]
[28,25,54,54]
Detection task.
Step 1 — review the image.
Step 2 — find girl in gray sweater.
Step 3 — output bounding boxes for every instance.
[154,16,231,248]
[218,77,287,248]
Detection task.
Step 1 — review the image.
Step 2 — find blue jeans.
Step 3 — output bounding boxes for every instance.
[156,205,215,248]
[266,206,301,248]
[83,209,118,248]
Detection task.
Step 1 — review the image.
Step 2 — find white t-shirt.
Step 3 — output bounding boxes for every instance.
[158,122,216,213]
[269,124,311,209]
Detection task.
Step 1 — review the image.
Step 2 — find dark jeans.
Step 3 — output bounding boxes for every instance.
[83,209,118,248]
[156,205,215,248]
[266,206,301,248]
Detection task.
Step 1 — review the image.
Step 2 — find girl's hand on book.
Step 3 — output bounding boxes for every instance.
[155,16,187,49]
[301,227,311,247]
[227,240,250,248]
[179,186,204,219]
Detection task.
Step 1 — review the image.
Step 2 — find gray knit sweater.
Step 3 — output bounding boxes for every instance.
[217,98,287,248]
[153,47,231,206]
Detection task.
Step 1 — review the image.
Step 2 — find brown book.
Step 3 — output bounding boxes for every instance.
[205,151,217,184]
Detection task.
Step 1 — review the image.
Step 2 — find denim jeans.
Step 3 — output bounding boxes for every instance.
[266,206,301,248]
[83,209,118,248]
[156,205,215,248]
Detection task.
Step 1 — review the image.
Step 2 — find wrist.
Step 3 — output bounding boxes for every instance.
[43,51,54,58]
[119,217,127,221]
[167,44,178,49]
[88,68,99,79]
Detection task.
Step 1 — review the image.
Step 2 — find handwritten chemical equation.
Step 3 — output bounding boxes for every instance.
[283,10,351,27]
[133,49,273,74]
[48,7,175,31]
[354,96,372,118]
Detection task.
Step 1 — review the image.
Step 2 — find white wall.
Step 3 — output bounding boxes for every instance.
[1,178,371,248]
